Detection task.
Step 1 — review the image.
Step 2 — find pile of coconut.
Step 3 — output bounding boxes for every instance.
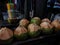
[0,17,60,43]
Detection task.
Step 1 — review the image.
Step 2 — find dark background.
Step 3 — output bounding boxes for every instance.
[0,0,48,19]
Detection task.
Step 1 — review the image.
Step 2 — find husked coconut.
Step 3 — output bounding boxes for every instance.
[31,17,41,25]
[42,18,51,23]
[28,24,40,37]
[40,22,53,34]
[0,27,13,44]
[0,27,13,40]
[14,26,28,40]
[51,19,60,31]
[19,19,29,27]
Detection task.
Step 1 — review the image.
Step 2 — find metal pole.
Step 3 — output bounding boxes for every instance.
[24,0,27,18]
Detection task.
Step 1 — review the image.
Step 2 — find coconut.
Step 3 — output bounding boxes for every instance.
[40,22,53,34]
[0,27,13,44]
[51,19,60,32]
[28,24,40,37]
[19,19,29,27]
[42,18,51,23]
[31,17,41,25]
[14,26,28,40]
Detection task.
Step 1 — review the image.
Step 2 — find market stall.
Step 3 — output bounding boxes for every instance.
[0,0,60,45]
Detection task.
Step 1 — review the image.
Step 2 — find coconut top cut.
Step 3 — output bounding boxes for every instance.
[28,24,40,32]
[0,27,13,40]
[42,18,51,23]
[31,17,41,25]
[19,19,29,27]
[14,26,27,35]
[40,22,53,29]
[33,17,41,20]
[51,19,60,29]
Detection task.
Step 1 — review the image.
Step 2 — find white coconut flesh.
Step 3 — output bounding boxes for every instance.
[0,27,13,40]
[14,26,27,36]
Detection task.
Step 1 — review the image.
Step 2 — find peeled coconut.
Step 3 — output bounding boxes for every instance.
[19,19,29,27]
[42,18,51,23]
[31,17,41,25]
[14,26,28,40]
[0,27,13,44]
[28,24,40,37]
[51,19,60,31]
[40,22,53,34]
